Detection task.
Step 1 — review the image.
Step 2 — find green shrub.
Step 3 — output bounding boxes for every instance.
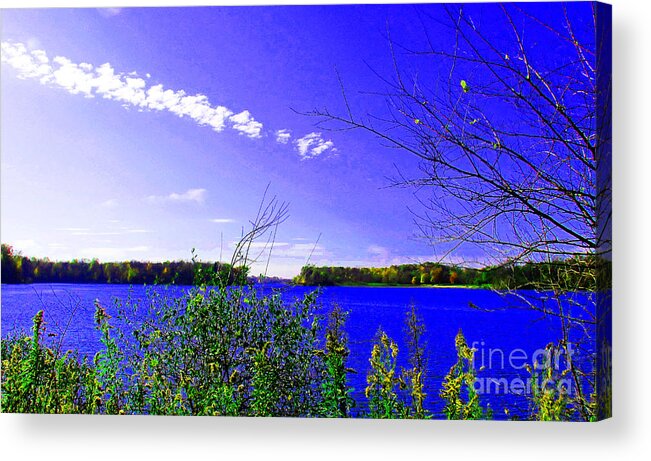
[365,330,405,418]
[113,280,325,417]
[402,304,429,419]
[440,329,491,420]
[527,342,574,421]
[1,310,100,414]
[319,304,355,417]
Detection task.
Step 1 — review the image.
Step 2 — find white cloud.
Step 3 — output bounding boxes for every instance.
[294,132,336,160]
[169,188,206,203]
[229,110,263,139]
[231,241,324,260]
[50,56,96,97]
[56,227,91,232]
[56,224,151,237]
[275,129,291,144]
[209,218,236,224]
[71,231,122,236]
[0,42,52,80]
[1,41,261,138]
[146,188,206,204]
[228,241,290,250]
[1,41,344,161]
[273,243,326,259]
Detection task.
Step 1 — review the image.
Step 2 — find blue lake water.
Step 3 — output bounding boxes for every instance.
[0,283,595,419]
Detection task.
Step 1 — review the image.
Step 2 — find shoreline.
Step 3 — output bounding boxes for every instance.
[291,283,487,289]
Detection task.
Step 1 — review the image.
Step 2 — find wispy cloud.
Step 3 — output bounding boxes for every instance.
[56,226,151,236]
[56,227,91,232]
[1,41,340,158]
[146,188,207,204]
[275,129,291,144]
[229,241,290,250]
[295,132,336,160]
[209,218,236,224]
[72,230,151,236]
[273,243,326,259]
[70,231,122,236]
[228,240,325,260]
[0,41,261,138]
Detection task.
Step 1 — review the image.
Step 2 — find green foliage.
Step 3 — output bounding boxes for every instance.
[294,257,609,290]
[295,262,462,287]
[526,342,574,421]
[365,330,405,419]
[1,288,603,420]
[114,281,326,417]
[250,342,278,417]
[1,279,326,416]
[1,311,101,414]
[440,329,491,420]
[0,225,581,291]
[1,244,19,283]
[319,304,355,417]
[460,79,469,93]
[0,243,244,286]
[402,304,429,419]
[483,256,611,291]
[93,301,125,414]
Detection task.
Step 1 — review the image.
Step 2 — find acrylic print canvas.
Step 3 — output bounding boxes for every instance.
[0,2,611,421]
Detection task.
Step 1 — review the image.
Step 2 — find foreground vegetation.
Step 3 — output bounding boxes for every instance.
[0,192,610,420]
[0,275,609,420]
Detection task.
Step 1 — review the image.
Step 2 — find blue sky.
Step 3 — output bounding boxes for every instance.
[1,4,595,277]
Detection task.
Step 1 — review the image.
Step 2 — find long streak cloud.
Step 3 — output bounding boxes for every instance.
[1,41,263,139]
[1,41,338,158]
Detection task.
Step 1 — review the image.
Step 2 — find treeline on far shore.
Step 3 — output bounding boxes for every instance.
[293,256,611,291]
[0,244,247,285]
[2,243,609,290]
